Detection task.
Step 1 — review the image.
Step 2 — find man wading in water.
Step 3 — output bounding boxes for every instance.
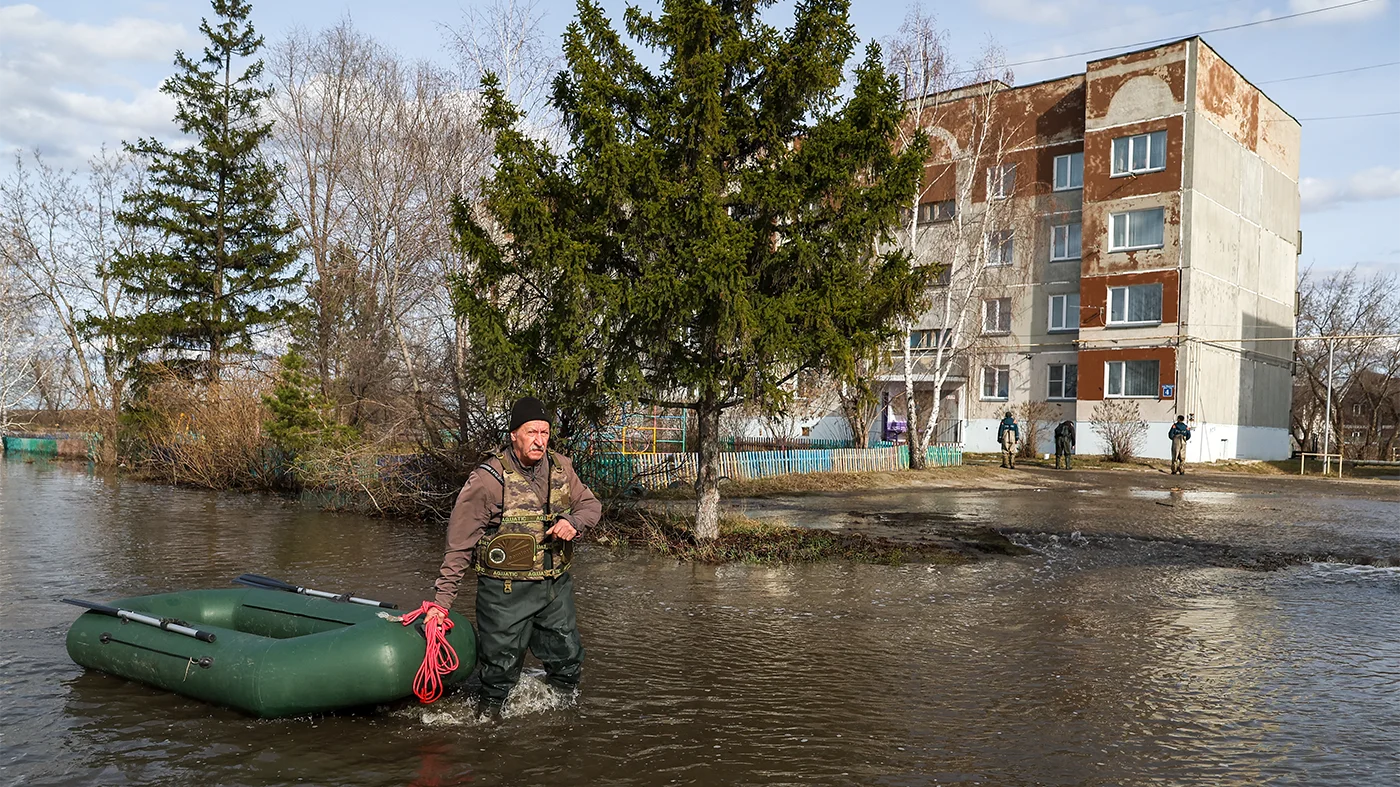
[427,397,601,717]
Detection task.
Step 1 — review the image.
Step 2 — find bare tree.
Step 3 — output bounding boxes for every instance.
[1293,265,1400,458]
[0,232,38,430]
[1016,399,1056,458]
[0,148,147,459]
[266,22,377,397]
[886,10,1026,467]
[833,353,885,448]
[443,0,564,150]
[267,24,491,446]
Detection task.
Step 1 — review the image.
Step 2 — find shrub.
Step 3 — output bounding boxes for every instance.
[1090,399,1148,462]
[1016,400,1057,458]
[123,367,271,488]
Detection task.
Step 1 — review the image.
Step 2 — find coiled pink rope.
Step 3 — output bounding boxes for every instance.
[400,601,459,703]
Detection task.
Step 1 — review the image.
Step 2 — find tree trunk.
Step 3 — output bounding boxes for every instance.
[693,395,721,541]
[454,313,472,446]
[903,320,926,470]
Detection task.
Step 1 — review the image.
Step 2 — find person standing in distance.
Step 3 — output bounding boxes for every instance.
[997,411,1020,469]
[427,396,601,715]
[1054,419,1076,470]
[1168,415,1192,475]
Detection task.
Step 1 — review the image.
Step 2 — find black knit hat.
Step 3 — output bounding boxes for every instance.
[508,396,552,432]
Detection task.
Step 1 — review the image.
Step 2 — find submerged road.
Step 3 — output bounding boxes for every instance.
[3,456,1398,786]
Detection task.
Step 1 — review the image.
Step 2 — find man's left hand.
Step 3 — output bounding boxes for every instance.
[545,519,577,541]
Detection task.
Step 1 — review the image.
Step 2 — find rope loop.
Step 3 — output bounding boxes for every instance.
[400,601,459,703]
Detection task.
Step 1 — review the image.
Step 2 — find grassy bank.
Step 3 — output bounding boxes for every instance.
[585,507,975,565]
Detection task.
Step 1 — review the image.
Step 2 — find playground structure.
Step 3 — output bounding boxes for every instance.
[594,406,689,455]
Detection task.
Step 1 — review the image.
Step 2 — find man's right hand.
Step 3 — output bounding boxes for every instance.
[425,605,447,624]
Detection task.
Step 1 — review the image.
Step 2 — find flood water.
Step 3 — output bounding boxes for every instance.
[3,455,1399,786]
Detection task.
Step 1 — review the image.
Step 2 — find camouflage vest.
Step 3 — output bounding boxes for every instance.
[474,450,573,580]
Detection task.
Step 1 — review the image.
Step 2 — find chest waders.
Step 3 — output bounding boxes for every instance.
[474,451,573,590]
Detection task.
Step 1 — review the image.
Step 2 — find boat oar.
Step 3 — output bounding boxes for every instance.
[62,598,217,643]
[232,573,398,609]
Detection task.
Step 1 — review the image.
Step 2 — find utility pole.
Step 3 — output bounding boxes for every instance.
[1323,338,1335,473]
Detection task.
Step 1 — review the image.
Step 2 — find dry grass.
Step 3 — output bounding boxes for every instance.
[640,464,1017,499]
[131,372,272,489]
[586,506,969,565]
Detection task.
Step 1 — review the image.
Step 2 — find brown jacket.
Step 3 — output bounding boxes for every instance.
[432,449,601,608]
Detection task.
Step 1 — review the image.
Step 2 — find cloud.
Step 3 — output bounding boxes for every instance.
[1300,166,1400,211]
[0,4,193,165]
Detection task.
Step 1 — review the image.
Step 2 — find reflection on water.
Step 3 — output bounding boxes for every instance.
[3,456,1399,786]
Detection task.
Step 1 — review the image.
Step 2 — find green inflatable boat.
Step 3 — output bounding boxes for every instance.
[64,577,476,718]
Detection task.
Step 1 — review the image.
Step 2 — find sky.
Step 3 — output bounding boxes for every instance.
[1,0,1397,278]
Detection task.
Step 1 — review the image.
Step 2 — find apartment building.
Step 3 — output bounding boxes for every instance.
[884,37,1301,461]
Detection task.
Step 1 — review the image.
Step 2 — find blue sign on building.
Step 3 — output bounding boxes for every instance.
[1161,384,1175,398]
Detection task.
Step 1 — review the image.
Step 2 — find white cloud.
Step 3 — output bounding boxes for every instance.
[1300,166,1400,211]
[0,5,189,75]
[0,4,193,164]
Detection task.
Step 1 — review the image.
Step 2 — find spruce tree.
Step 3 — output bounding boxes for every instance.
[455,0,930,538]
[110,0,302,384]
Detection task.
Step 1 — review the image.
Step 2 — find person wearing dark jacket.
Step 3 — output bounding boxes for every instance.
[996,411,1020,468]
[1168,415,1191,474]
[1054,420,1076,469]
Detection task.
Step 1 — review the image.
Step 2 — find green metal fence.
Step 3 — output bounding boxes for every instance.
[578,443,963,492]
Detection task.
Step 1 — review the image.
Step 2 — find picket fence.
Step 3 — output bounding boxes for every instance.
[581,443,962,492]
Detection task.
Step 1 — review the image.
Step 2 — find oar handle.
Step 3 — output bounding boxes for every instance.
[233,574,398,609]
[62,598,217,643]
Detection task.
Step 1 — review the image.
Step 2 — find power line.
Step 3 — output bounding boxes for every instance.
[949,0,1381,76]
[1258,61,1400,84]
[1299,110,1400,120]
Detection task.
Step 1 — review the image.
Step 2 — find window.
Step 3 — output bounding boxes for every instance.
[1048,364,1078,400]
[1048,293,1080,332]
[1053,152,1083,191]
[910,329,949,350]
[1108,283,1163,325]
[1111,130,1167,176]
[1109,207,1165,251]
[981,366,1010,400]
[987,230,1014,266]
[982,297,1011,334]
[1051,222,1081,261]
[919,200,956,222]
[988,164,1016,199]
[1105,359,1160,397]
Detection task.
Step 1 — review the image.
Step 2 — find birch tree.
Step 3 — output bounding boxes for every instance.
[444,0,564,150]
[886,9,1023,467]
